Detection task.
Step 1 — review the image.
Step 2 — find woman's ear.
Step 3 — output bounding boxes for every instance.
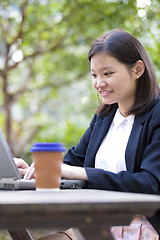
[132,60,145,79]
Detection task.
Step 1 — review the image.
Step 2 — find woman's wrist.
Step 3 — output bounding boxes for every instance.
[71,166,88,180]
[62,164,88,181]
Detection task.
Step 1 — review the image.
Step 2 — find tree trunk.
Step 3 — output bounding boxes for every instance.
[1,70,12,148]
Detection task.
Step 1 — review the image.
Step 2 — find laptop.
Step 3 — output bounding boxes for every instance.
[0,128,87,190]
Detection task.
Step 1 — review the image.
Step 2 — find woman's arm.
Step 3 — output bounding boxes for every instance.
[14,159,88,181]
[61,164,88,181]
[63,114,98,167]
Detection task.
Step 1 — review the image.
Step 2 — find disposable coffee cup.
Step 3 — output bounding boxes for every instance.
[30,143,66,191]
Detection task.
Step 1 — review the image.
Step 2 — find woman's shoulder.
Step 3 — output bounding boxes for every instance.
[90,113,104,125]
[150,99,160,113]
[147,99,160,121]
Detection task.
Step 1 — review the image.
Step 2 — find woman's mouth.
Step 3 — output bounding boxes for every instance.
[99,90,113,97]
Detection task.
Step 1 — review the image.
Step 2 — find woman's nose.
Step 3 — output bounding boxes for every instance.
[96,80,107,89]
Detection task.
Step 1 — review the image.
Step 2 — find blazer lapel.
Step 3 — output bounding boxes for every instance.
[84,110,116,167]
[125,111,149,173]
[85,108,150,170]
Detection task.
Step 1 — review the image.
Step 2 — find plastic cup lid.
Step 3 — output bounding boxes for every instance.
[30,142,66,152]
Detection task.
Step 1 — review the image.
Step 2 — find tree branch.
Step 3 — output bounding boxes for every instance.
[8,0,29,48]
[10,62,34,104]
[38,71,87,90]
[13,125,42,156]
[7,35,66,72]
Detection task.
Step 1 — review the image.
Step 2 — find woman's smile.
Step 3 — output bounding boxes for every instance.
[99,89,114,97]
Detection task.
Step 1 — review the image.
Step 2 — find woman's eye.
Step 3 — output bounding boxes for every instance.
[104,72,111,76]
[91,74,96,78]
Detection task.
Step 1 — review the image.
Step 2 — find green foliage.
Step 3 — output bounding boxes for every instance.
[23,120,87,164]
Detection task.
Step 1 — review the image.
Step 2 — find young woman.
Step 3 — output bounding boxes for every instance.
[15,29,160,239]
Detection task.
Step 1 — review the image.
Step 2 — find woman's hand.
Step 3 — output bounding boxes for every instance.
[24,163,88,180]
[23,163,35,180]
[13,158,35,180]
[61,164,88,181]
[13,157,29,177]
[14,158,88,181]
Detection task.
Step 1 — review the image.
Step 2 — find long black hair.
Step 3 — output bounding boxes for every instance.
[88,29,160,116]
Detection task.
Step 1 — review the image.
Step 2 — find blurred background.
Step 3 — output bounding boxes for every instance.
[0,0,160,164]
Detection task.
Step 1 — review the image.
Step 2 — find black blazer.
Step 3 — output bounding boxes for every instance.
[64,100,160,194]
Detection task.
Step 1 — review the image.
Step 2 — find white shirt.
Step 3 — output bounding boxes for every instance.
[95,108,135,173]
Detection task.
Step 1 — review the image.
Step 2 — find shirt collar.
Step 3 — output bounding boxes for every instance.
[113,108,135,127]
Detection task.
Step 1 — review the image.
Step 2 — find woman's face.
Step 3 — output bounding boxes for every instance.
[91,53,137,116]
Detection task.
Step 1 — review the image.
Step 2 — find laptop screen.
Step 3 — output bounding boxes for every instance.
[0,129,22,179]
